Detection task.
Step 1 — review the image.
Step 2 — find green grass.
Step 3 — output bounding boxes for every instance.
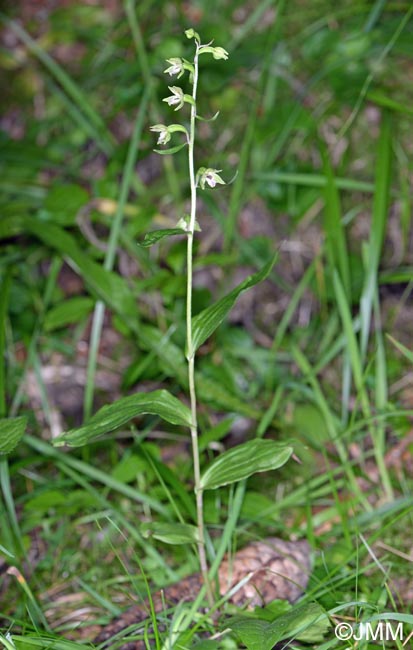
[1,0,413,648]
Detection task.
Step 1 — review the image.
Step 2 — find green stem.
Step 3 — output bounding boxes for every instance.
[186,43,213,605]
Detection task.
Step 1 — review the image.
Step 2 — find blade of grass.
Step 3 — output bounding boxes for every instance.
[229,0,285,50]
[6,564,50,630]
[254,171,377,194]
[339,6,413,137]
[367,91,413,118]
[125,0,181,203]
[360,111,392,360]
[292,344,371,511]
[321,146,351,300]
[45,77,111,152]
[57,461,176,579]
[0,270,11,417]
[321,146,353,423]
[363,0,387,32]
[83,87,150,419]
[373,287,393,500]
[334,271,370,417]
[10,257,62,416]
[225,1,286,248]
[24,434,169,516]
[3,17,114,155]
[334,271,393,498]
[386,334,413,364]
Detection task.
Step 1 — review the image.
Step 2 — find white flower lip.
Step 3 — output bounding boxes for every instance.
[163,86,185,110]
[164,58,184,77]
[149,124,171,145]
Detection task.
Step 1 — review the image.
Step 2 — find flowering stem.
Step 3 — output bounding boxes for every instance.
[186,43,213,606]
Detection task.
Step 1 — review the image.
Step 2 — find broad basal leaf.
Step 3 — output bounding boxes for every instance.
[191,253,277,355]
[0,416,27,455]
[228,603,329,650]
[141,522,199,545]
[53,390,192,447]
[139,228,185,248]
[200,439,292,491]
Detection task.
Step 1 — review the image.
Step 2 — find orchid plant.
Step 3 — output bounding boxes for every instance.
[52,28,292,606]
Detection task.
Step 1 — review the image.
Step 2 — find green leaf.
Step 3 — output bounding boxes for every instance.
[44,296,94,331]
[44,183,89,226]
[139,228,186,247]
[0,416,27,455]
[191,253,278,355]
[360,111,392,358]
[0,216,139,330]
[200,439,292,491]
[196,111,220,122]
[154,142,187,155]
[228,603,329,650]
[322,146,351,300]
[386,334,413,364]
[140,522,199,545]
[53,390,192,447]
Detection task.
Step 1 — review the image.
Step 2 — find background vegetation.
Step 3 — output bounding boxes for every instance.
[1,0,413,648]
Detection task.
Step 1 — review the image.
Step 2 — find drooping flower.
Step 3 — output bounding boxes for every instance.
[164,58,184,78]
[198,45,229,60]
[149,124,171,145]
[163,86,185,111]
[197,167,225,190]
[210,46,229,60]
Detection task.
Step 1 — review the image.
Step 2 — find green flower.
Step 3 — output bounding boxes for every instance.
[164,58,185,78]
[197,167,225,190]
[210,46,229,60]
[198,45,229,60]
[163,86,185,111]
[149,124,171,145]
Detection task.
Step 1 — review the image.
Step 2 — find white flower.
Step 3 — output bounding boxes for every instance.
[163,86,185,110]
[197,167,225,190]
[149,124,171,145]
[164,58,184,78]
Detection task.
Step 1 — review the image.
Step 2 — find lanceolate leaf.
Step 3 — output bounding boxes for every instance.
[0,417,27,455]
[154,142,187,155]
[141,522,199,545]
[228,603,329,650]
[191,253,278,355]
[139,228,186,247]
[196,111,220,122]
[200,439,292,491]
[53,390,192,447]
